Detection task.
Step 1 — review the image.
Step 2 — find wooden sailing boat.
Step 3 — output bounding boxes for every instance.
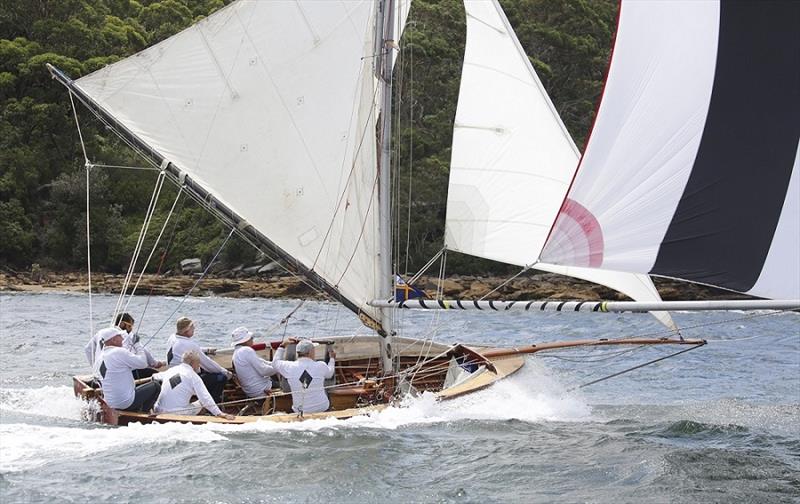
[53,0,796,425]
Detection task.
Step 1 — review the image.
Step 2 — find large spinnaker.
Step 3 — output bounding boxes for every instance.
[73,1,388,320]
[540,0,800,300]
[444,0,677,330]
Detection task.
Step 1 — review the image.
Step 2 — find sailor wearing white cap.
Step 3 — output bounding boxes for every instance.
[272,338,336,414]
[230,327,278,398]
[94,326,160,412]
[153,350,235,420]
[165,317,232,403]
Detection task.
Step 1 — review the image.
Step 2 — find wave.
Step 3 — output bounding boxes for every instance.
[0,422,226,473]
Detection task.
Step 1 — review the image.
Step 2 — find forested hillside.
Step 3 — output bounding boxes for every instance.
[0,0,616,276]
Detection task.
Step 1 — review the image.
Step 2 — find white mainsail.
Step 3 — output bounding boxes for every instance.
[540,0,799,300]
[444,0,677,330]
[74,1,390,320]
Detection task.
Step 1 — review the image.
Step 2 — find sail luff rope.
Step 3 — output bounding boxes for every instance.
[121,186,184,315]
[140,228,235,347]
[111,171,165,322]
[69,90,94,337]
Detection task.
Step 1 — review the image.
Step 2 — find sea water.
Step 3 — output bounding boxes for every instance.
[0,292,798,503]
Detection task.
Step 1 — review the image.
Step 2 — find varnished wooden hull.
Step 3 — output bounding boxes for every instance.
[73,336,525,426]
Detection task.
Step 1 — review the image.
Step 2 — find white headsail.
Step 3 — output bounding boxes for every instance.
[540,0,800,300]
[444,0,677,330]
[74,1,391,320]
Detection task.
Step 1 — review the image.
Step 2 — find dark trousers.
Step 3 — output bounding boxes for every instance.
[123,381,160,412]
[132,368,158,380]
[200,371,227,403]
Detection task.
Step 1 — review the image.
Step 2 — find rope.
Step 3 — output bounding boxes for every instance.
[479,265,531,301]
[407,247,444,286]
[135,188,187,334]
[69,91,93,336]
[141,228,235,347]
[121,186,184,314]
[568,343,705,391]
[112,171,166,323]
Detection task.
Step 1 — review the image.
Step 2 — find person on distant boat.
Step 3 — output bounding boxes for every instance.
[153,350,235,420]
[165,316,231,403]
[272,338,336,415]
[231,327,278,398]
[94,326,160,412]
[115,313,164,379]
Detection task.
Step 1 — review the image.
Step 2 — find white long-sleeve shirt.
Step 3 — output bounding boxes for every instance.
[166,334,227,375]
[153,363,222,416]
[272,347,335,414]
[232,346,277,398]
[95,346,148,409]
[123,332,158,367]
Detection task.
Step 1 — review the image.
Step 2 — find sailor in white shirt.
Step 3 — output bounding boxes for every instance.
[165,317,231,403]
[230,327,277,398]
[115,313,164,378]
[154,350,235,420]
[273,338,336,415]
[94,326,160,412]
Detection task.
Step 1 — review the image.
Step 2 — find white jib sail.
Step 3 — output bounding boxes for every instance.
[444,0,677,331]
[75,1,387,320]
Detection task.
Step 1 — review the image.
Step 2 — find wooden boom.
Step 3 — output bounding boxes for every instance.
[481,337,706,359]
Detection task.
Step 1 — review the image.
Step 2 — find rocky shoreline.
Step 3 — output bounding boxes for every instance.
[0,269,744,301]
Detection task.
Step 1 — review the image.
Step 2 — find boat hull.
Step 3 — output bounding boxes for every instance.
[73,337,525,425]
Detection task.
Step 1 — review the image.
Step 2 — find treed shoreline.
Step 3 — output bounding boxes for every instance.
[0,269,745,302]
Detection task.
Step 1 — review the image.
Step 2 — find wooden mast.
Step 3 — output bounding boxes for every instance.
[376,0,398,374]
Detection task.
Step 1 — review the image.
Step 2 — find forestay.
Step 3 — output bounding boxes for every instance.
[444,0,677,330]
[540,0,800,300]
[74,1,390,320]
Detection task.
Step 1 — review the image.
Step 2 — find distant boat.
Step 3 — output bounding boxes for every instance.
[52,0,796,425]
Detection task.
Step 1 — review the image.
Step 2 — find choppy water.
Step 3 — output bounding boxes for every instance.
[0,292,798,503]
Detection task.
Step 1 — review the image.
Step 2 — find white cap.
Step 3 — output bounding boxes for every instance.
[231,326,253,346]
[99,326,125,342]
[296,339,317,355]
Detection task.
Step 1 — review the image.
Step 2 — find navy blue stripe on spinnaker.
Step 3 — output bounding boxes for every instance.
[652,0,800,293]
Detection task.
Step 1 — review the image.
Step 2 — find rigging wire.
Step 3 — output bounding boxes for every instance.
[140,228,235,347]
[69,91,93,337]
[479,265,532,301]
[121,185,185,315]
[136,188,188,336]
[112,170,166,324]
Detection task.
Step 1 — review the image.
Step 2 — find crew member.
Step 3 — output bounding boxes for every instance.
[231,327,277,398]
[272,338,335,414]
[115,312,164,378]
[95,326,160,412]
[154,350,235,420]
[165,316,231,403]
